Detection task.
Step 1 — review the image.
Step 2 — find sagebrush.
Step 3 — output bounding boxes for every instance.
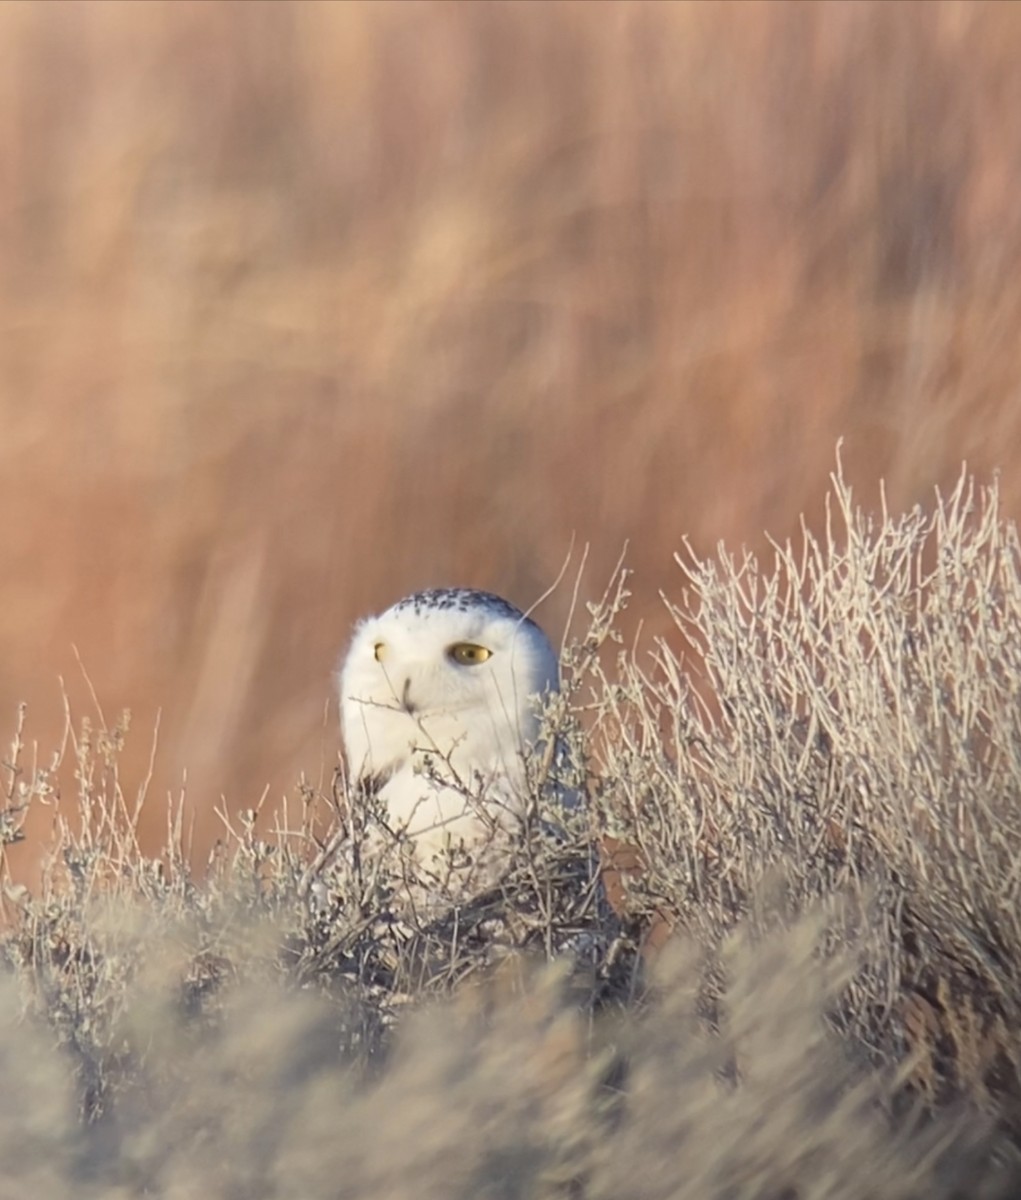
[2,463,1021,1198]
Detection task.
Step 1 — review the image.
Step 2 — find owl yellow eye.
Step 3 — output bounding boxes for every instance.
[449,643,492,666]
[373,641,387,662]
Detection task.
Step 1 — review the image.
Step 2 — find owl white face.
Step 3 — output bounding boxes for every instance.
[339,588,559,792]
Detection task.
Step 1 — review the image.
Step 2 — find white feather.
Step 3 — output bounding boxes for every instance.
[338,588,562,896]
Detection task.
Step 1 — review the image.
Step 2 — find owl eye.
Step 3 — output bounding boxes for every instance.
[449,643,492,666]
[373,641,388,662]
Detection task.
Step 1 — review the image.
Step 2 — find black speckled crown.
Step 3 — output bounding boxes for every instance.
[391,588,535,626]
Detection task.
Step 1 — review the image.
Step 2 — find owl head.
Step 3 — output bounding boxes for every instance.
[339,588,559,793]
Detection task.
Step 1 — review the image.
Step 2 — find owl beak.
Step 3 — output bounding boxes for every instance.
[400,677,417,715]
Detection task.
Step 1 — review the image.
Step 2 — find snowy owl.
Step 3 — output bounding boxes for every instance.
[339,588,562,899]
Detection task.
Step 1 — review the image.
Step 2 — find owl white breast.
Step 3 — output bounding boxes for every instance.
[338,588,561,892]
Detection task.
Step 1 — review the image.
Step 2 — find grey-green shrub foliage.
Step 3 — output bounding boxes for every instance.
[3,458,1021,1198]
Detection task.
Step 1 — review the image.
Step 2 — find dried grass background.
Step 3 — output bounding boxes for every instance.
[4,0,1021,862]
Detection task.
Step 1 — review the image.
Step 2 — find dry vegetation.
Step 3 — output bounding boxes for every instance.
[5,2,1021,1193]
[3,465,1021,1197]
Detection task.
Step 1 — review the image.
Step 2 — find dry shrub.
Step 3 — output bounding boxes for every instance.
[0,914,1010,1200]
[0,974,79,1200]
[3,463,1021,1195]
[592,458,1021,1126]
